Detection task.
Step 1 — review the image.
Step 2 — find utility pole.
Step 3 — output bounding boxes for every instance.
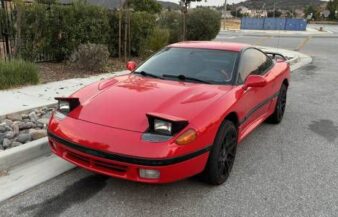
[118,0,122,59]
[223,0,227,30]
[182,1,188,41]
[124,0,128,63]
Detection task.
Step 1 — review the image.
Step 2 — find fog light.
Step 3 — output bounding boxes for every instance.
[139,169,160,179]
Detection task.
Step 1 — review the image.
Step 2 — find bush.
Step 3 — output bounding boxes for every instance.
[70,43,110,70]
[0,60,39,90]
[186,8,221,41]
[128,0,162,14]
[140,27,169,57]
[18,1,110,61]
[130,12,157,56]
[158,11,182,43]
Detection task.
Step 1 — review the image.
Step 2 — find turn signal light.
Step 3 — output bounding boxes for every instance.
[175,129,197,145]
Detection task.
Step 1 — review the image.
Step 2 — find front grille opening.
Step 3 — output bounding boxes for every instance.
[93,160,128,173]
[67,152,90,166]
[66,150,128,174]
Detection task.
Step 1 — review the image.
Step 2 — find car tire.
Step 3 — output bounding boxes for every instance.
[200,120,237,185]
[267,84,288,124]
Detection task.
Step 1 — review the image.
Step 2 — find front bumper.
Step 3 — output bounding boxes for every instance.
[48,132,211,183]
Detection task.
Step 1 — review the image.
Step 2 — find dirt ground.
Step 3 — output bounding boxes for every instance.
[221,19,241,30]
[38,57,143,84]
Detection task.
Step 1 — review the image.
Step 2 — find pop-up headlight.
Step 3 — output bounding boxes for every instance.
[55,97,80,116]
[146,113,188,137]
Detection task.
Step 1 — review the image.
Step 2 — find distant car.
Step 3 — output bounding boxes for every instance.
[47,42,290,185]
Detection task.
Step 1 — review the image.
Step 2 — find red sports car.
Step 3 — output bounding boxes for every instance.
[48,42,290,185]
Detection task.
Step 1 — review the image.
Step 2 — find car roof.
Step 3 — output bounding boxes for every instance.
[168,41,250,52]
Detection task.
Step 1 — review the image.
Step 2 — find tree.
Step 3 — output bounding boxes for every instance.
[267,10,282,18]
[231,8,243,18]
[326,0,338,20]
[304,5,320,20]
[186,8,221,40]
[128,0,162,14]
[180,0,201,40]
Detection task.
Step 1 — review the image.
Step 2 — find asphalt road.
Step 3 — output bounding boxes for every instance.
[1,32,338,217]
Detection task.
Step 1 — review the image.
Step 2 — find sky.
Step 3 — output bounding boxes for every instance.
[164,0,246,7]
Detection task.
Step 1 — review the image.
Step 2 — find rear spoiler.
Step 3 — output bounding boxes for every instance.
[264,52,287,62]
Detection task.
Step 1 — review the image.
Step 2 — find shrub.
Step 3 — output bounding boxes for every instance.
[130,11,157,56]
[0,60,39,90]
[70,43,110,70]
[140,27,169,57]
[128,0,162,14]
[18,1,110,61]
[158,11,183,43]
[186,8,221,41]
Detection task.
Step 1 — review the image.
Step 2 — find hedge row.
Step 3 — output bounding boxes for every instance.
[15,2,221,61]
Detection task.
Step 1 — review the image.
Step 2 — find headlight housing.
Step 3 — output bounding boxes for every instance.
[55,97,80,116]
[146,113,188,137]
[154,119,172,135]
[58,100,71,114]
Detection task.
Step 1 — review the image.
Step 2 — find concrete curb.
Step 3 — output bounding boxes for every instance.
[0,137,50,171]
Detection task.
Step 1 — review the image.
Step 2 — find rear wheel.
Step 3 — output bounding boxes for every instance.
[267,84,288,124]
[201,120,237,185]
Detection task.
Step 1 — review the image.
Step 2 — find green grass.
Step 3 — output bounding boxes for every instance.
[0,59,39,90]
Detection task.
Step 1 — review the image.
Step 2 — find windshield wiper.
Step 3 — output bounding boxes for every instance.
[162,74,210,84]
[134,71,162,79]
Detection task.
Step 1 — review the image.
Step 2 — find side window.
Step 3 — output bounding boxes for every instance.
[238,49,273,83]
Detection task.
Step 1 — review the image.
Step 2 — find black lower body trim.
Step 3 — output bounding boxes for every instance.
[239,91,279,126]
[48,131,211,166]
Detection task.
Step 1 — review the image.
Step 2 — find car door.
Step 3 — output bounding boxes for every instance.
[236,48,274,131]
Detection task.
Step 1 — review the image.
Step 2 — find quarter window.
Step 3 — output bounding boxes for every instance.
[238,49,273,83]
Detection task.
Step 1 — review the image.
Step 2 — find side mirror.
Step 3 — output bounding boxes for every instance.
[243,75,267,90]
[126,61,137,71]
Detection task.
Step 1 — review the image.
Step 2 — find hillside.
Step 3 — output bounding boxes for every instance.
[158,1,180,10]
[235,0,323,10]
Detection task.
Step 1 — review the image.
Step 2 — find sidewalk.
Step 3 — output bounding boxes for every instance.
[0,70,129,117]
[222,27,334,37]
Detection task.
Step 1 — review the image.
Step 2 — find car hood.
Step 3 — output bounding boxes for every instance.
[70,74,233,132]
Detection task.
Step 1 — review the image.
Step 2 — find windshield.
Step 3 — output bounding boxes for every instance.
[135,47,239,84]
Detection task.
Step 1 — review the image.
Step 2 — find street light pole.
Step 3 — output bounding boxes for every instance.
[223,0,227,30]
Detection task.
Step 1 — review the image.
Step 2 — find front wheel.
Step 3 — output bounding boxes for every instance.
[267,84,288,124]
[200,120,237,185]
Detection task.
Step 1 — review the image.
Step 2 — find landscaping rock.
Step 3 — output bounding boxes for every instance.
[4,119,13,127]
[37,118,49,126]
[1,106,56,150]
[16,133,32,144]
[29,111,38,122]
[21,113,30,120]
[6,113,22,121]
[11,141,22,148]
[5,131,15,139]
[0,125,8,133]
[12,122,20,136]
[0,133,5,144]
[18,121,36,130]
[2,138,12,149]
[29,129,47,140]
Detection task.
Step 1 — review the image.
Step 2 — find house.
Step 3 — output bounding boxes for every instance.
[250,9,268,17]
[236,6,251,15]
